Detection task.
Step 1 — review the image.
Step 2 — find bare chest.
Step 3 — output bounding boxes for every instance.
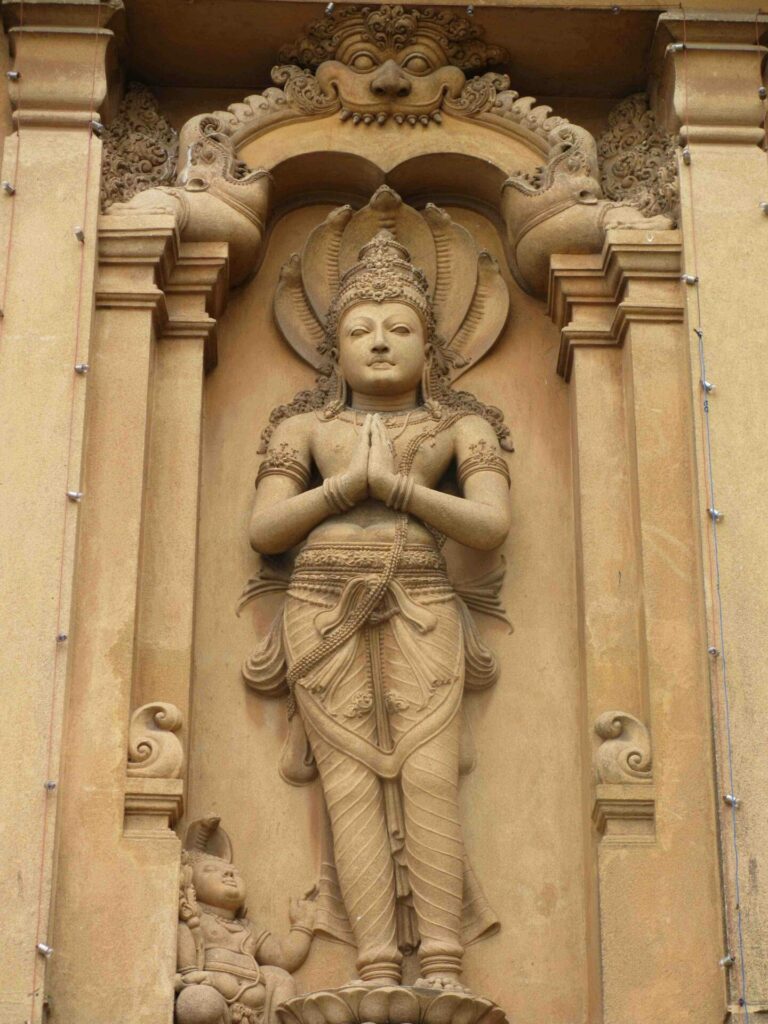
[311,415,455,484]
[200,915,256,954]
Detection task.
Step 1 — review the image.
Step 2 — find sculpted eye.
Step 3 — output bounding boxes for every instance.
[391,324,411,334]
[351,52,377,71]
[349,326,369,337]
[401,53,431,74]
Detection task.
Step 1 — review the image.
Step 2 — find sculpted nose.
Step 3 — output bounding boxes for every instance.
[370,59,412,99]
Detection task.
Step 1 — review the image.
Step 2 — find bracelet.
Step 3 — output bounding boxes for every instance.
[290,924,314,937]
[323,475,354,515]
[386,474,414,512]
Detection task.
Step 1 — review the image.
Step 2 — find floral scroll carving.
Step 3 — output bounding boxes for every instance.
[127,701,184,779]
[100,83,178,211]
[594,710,653,784]
[597,94,679,220]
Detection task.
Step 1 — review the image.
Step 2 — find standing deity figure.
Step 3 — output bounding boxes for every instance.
[243,189,512,993]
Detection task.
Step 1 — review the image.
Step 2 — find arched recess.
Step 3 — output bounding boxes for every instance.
[253,150,514,222]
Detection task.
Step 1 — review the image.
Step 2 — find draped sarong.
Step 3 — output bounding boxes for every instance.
[276,541,499,969]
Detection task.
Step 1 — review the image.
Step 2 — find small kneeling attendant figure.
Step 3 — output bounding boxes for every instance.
[176,817,315,1024]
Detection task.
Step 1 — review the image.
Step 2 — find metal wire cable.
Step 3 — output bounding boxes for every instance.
[680,6,758,1017]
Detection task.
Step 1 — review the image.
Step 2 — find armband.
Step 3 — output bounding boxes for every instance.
[255,443,310,490]
[457,440,510,489]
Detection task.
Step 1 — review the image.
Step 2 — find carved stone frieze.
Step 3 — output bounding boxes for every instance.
[100,83,178,211]
[127,701,184,779]
[594,710,652,784]
[597,93,679,219]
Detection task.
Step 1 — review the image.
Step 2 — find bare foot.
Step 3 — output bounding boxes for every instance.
[414,974,469,993]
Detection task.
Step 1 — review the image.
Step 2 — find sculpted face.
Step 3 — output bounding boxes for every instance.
[192,856,247,912]
[316,40,465,121]
[338,301,426,399]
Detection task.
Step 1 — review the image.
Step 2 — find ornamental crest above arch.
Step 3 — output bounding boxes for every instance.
[178,3,598,185]
[107,4,675,296]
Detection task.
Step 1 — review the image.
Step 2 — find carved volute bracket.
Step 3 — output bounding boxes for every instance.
[594,711,652,784]
[125,701,184,835]
[127,701,184,778]
[592,711,655,844]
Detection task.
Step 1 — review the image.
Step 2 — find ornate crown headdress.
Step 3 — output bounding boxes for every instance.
[325,229,435,345]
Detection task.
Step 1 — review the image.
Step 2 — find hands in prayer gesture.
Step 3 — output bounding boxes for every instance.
[341,414,398,505]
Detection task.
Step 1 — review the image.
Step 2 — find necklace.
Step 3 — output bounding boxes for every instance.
[198,903,246,929]
[337,405,433,442]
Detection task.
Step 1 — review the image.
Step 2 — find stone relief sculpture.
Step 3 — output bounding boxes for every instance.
[597,94,679,220]
[176,817,316,1024]
[101,6,677,301]
[100,82,178,211]
[594,710,653,784]
[241,186,511,996]
[127,701,185,778]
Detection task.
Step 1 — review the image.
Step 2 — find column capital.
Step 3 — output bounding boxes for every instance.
[96,214,180,329]
[3,0,125,128]
[650,12,768,145]
[163,241,229,372]
[548,228,683,381]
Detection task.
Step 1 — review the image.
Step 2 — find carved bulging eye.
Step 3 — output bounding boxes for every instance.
[390,324,411,334]
[351,52,378,71]
[401,53,431,74]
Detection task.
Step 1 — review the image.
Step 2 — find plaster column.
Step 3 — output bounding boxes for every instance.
[133,242,227,734]
[550,229,724,1024]
[46,214,230,1024]
[653,15,768,1019]
[0,5,120,1023]
[48,215,177,1024]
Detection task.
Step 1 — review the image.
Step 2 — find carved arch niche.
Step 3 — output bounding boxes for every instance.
[182,7,626,1016]
[99,5,692,1022]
